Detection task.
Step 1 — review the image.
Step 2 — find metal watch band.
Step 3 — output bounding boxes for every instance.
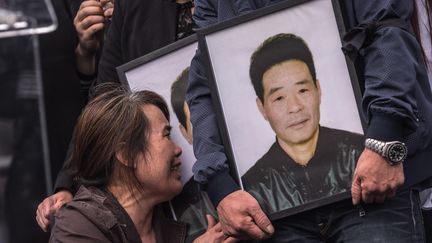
[364,138,407,165]
[365,138,386,157]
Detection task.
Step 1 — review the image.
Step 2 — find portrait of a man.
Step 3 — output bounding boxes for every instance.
[169,68,217,239]
[242,33,364,214]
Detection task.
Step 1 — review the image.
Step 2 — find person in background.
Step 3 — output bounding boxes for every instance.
[35,0,113,232]
[413,0,432,241]
[186,0,432,241]
[95,0,195,85]
[73,0,113,101]
[37,0,197,232]
[3,0,111,242]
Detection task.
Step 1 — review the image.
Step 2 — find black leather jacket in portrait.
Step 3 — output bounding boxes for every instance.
[242,126,364,216]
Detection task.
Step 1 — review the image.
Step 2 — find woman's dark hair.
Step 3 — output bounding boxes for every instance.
[70,83,169,195]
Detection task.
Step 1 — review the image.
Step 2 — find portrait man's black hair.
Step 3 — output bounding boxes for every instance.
[249,33,317,102]
[170,67,189,128]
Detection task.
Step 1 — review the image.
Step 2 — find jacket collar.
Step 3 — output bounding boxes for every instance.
[69,186,187,243]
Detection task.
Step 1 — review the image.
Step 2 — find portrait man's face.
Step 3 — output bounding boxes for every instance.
[256,59,321,147]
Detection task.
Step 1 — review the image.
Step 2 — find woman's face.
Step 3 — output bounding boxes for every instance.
[136,104,183,201]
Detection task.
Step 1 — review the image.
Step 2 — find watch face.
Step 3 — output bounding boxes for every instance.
[387,143,407,163]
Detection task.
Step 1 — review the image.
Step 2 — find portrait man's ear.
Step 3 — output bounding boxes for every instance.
[316,79,322,105]
[256,96,268,121]
[179,124,193,145]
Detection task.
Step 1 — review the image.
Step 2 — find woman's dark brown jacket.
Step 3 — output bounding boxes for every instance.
[49,186,187,243]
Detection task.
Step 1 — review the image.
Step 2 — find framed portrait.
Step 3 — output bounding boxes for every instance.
[199,0,366,220]
[116,35,217,241]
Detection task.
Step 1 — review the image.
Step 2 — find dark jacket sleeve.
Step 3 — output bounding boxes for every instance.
[54,133,81,193]
[53,162,75,193]
[187,47,240,206]
[186,0,277,206]
[186,0,242,206]
[343,0,426,142]
[95,0,124,85]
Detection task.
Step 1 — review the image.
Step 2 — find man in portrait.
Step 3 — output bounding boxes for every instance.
[169,67,218,239]
[242,33,364,214]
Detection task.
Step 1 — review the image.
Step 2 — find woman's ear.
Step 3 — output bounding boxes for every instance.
[115,145,133,168]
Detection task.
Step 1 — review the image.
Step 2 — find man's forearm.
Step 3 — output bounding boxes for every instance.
[344,0,421,142]
[187,47,240,205]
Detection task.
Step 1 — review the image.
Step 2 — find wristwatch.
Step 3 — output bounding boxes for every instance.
[364,138,408,165]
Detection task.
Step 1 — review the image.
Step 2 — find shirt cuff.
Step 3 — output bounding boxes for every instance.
[366,113,405,142]
[53,169,76,194]
[204,172,240,206]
